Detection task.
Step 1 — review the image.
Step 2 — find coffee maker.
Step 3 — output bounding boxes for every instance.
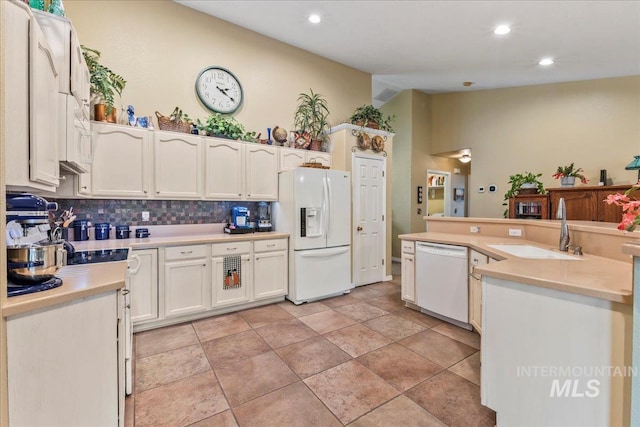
[6,194,65,295]
[255,201,272,232]
[224,206,254,234]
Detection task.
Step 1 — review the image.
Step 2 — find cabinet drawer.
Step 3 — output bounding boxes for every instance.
[211,241,251,257]
[165,244,207,261]
[401,241,415,254]
[254,239,287,253]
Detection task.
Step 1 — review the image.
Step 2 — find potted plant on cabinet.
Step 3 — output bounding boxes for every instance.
[81,46,126,122]
[293,89,330,151]
[197,113,255,141]
[552,163,589,187]
[348,104,396,132]
[502,171,546,217]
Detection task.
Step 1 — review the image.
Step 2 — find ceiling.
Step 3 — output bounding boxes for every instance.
[175,0,640,105]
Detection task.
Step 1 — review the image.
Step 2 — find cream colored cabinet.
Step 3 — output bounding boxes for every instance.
[306,151,332,168]
[400,240,416,303]
[245,144,278,200]
[469,249,490,334]
[154,131,202,198]
[253,239,288,300]
[204,138,244,200]
[279,148,306,171]
[7,292,120,426]
[163,245,210,318]
[129,249,159,324]
[211,241,252,307]
[90,123,152,198]
[4,1,60,192]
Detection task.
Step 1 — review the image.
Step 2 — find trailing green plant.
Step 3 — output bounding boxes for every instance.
[348,104,396,132]
[293,89,330,142]
[502,172,546,217]
[81,45,126,115]
[197,113,255,141]
[168,106,192,124]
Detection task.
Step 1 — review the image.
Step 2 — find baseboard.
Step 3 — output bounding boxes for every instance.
[384,275,393,281]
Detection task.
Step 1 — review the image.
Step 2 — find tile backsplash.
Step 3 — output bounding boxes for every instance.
[52,199,268,226]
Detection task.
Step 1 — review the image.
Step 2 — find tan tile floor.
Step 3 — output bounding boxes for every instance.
[129,273,496,426]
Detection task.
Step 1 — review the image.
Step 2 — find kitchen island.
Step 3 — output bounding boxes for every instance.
[400,217,635,426]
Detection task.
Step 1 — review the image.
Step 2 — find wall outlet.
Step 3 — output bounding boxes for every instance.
[470,226,480,233]
[142,211,150,221]
[509,228,523,237]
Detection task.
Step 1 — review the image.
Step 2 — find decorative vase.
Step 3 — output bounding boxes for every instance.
[310,139,323,151]
[94,104,107,122]
[560,176,576,187]
[518,183,538,194]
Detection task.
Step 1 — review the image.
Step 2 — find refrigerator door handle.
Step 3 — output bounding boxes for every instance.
[326,176,332,239]
[299,246,350,258]
[323,176,329,238]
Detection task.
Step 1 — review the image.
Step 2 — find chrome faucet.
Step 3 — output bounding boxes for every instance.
[557,197,570,251]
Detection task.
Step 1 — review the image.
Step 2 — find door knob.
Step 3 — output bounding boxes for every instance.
[357,226,363,231]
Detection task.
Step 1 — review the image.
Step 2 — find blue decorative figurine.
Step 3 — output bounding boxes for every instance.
[127,105,136,127]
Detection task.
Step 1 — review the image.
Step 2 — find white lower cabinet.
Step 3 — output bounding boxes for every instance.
[212,254,252,307]
[469,249,488,334]
[400,240,415,303]
[163,245,210,318]
[129,249,159,324]
[254,239,288,300]
[7,291,121,426]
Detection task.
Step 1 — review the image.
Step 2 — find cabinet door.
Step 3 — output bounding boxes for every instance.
[469,250,488,334]
[154,131,202,198]
[91,123,151,198]
[401,253,415,303]
[279,148,306,171]
[164,258,209,318]
[306,152,332,168]
[204,138,244,199]
[549,190,597,221]
[254,250,287,300]
[29,16,60,187]
[129,249,159,324]
[597,189,624,223]
[245,144,278,200]
[212,254,252,307]
[7,292,118,426]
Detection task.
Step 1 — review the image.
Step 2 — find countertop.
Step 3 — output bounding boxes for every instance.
[399,232,632,304]
[3,231,289,317]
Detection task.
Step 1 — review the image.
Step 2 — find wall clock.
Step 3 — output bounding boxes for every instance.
[195,66,243,114]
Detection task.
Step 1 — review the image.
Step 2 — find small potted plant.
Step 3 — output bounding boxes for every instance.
[553,163,588,186]
[197,113,255,141]
[293,89,330,151]
[81,45,126,122]
[502,172,546,217]
[348,104,396,132]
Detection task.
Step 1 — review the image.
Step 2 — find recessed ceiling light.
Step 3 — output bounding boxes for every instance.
[459,154,471,163]
[539,58,554,66]
[308,14,321,24]
[494,25,511,35]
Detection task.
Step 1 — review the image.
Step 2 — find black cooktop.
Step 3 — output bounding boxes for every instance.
[67,248,129,265]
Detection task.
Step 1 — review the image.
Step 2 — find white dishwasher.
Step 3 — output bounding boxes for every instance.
[415,242,471,329]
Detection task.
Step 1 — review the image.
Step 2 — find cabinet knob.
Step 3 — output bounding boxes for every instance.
[356,226,363,231]
[143,190,148,194]
[81,186,87,190]
[238,193,241,196]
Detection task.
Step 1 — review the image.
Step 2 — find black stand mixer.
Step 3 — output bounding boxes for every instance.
[6,194,68,296]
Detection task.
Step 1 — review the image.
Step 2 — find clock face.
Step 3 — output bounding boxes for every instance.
[195,66,243,114]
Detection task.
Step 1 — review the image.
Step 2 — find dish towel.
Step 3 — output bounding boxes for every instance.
[223,255,242,289]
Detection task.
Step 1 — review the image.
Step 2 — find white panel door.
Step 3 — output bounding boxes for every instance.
[29,18,60,186]
[204,138,243,199]
[353,155,385,286]
[154,131,202,198]
[326,170,351,248]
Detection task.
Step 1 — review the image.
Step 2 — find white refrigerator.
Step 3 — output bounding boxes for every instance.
[273,168,352,304]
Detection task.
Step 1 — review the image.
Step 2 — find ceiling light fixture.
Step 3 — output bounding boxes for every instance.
[539,58,554,66]
[494,25,511,35]
[459,154,471,163]
[308,14,321,24]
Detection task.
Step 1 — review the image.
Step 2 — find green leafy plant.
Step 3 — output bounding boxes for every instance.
[168,106,192,124]
[553,163,588,184]
[348,104,396,132]
[293,89,330,142]
[502,172,546,217]
[197,114,254,141]
[81,46,126,115]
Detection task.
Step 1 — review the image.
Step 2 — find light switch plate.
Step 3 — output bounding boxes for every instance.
[509,228,522,237]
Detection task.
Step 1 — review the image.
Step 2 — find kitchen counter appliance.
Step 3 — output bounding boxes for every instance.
[415,242,471,330]
[225,206,254,234]
[273,168,352,304]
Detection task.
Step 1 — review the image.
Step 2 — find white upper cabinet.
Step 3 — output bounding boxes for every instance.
[204,138,244,200]
[153,131,202,199]
[90,123,152,198]
[245,144,278,200]
[306,152,332,168]
[4,1,60,191]
[278,148,306,171]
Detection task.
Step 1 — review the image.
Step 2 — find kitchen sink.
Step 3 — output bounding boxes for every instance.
[487,244,581,260]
